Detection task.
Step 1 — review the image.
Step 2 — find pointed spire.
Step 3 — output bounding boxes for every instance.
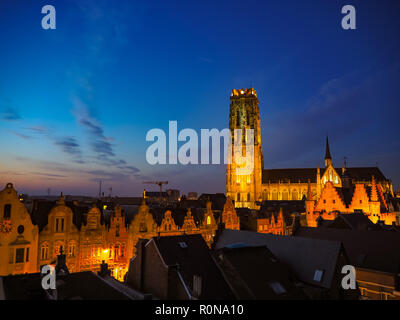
[57,192,65,205]
[371,175,378,202]
[325,136,332,160]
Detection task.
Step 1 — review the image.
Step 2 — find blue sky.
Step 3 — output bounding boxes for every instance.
[0,0,399,196]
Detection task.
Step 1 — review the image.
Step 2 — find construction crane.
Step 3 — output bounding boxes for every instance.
[143,181,168,195]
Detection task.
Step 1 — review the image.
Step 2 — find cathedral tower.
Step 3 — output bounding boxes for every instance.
[226,88,263,209]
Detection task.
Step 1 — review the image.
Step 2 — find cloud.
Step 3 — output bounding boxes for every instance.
[10,131,32,140]
[1,108,21,121]
[53,137,82,157]
[72,97,140,173]
[26,126,49,134]
[72,99,115,157]
[30,172,67,178]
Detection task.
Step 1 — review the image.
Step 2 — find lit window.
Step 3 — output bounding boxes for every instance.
[313,269,324,282]
[68,243,76,257]
[41,244,49,260]
[207,216,211,225]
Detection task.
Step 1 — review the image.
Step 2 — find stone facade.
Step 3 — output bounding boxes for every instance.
[306,177,397,227]
[0,183,39,275]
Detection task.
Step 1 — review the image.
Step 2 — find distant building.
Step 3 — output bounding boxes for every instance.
[187,192,198,200]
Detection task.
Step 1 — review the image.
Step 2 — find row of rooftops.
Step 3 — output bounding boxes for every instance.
[3,214,400,300]
[28,194,229,232]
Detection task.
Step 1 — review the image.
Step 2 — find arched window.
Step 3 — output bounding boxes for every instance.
[54,243,63,257]
[236,110,240,126]
[247,193,250,202]
[237,193,240,202]
[41,243,49,260]
[282,190,289,200]
[68,242,76,257]
[272,191,278,200]
[207,216,211,225]
[292,190,298,200]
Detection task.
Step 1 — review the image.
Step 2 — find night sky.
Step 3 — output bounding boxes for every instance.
[0,0,399,196]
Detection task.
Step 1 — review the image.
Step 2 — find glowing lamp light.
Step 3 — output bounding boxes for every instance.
[103,205,107,210]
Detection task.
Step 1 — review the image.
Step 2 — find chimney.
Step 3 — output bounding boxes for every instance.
[98,260,111,277]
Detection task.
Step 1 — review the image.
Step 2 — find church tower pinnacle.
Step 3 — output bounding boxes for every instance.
[325,136,332,167]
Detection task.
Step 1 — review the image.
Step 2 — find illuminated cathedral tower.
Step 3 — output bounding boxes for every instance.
[226,88,263,209]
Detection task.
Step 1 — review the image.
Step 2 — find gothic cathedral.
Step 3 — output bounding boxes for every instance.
[226,88,394,210]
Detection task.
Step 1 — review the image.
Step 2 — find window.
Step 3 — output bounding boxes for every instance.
[54,244,63,257]
[323,199,326,204]
[360,200,362,204]
[207,216,211,225]
[55,217,65,232]
[269,281,286,295]
[139,222,147,232]
[3,204,11,219]
[333,200,336,204]
[41,243,49,260]
[179,242,188,248]
[116,223,120,237]
[68,242,76,257]
[15,248,25,263]
[26,247,29,262]
[313,269,324,282]
[236,110,240,126]
[247,193,250,202]
[237,193,240,202]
